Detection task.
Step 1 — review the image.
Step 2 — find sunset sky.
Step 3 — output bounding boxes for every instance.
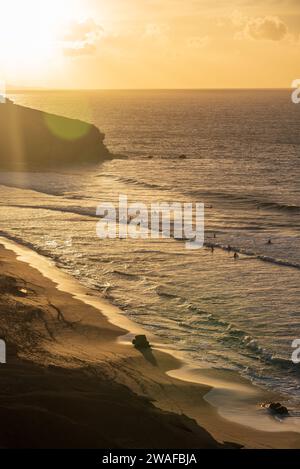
[0,0,299,89]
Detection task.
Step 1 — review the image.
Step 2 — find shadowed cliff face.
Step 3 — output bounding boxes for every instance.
[0,99,111,170]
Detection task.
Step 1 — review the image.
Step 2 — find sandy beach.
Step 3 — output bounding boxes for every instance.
[0,240,299,449]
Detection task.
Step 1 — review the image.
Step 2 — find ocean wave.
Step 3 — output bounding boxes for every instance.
[111,270,141,280]
[176,309,297,374]
[92,171,300,220]
[96,173,172,191]
[258,201,300,214]
[188,188,300,214]
[219,322,300,372]
[7,204,96,219]
[155,286,181,299]
[204,242,300,270]
[0,180,64,197]
[4,202,300,271]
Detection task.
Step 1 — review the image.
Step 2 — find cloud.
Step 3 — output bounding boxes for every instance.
[63,43,97,57]
[186,36,210,49]
[229,10,247,27]
[143,23,169,40]
[63,18,104,56]
[244,16,288,41]
[64,18,104,43]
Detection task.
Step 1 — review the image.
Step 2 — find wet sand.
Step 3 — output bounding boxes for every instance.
[0,239,299,448]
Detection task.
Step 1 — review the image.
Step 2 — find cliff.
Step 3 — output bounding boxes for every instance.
[0,98,112,170]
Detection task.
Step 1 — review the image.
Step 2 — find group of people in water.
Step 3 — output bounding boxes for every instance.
[210,235,273,259]
[210,233,239,259]
[210,245,239,258]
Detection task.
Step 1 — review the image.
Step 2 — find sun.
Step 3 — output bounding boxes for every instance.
[0,0,81,74]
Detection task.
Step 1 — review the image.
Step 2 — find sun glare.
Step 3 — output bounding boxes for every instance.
[0,0,79,73]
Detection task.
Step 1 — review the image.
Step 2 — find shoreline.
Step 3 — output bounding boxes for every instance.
[1,237,300,448]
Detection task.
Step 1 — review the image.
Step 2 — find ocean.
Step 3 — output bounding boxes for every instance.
[1,89,300,402]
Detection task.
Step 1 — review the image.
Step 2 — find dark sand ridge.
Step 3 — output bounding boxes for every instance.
[0,238,300,448]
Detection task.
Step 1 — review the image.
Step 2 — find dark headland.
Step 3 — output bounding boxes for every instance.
[0,98,112,170]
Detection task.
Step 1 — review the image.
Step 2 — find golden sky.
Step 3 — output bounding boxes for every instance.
[0,0,299,89]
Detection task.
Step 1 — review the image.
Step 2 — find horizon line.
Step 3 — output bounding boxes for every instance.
[6,87,293,92]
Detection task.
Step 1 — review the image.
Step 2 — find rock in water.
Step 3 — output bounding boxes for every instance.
[262,402,289,416]
[269,402,289,415]
[0,99,112,170]
[132,335,151,350]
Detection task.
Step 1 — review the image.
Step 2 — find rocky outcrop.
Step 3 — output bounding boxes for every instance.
[0,98,112,170]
